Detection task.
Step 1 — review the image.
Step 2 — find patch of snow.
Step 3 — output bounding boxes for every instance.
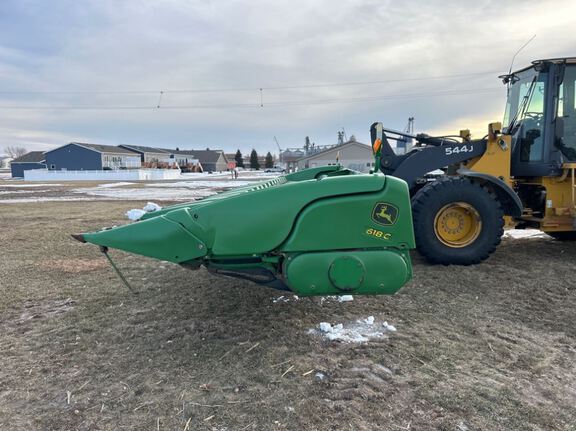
[272,295,299,303]
[143,202,162,212]
[311,317,397,343]
[180,172,230,178]
[314,372,327,382]
[0,197,100,204]
[0,183,63,188]
[319,295,354,303]
[126,209,147,221]
[503,229,550,239]
[319,322,336,333]
[73,187,216,201]
[0,190,38,195]
[238,174,282,180]
[146,181,251,188]
[97,182,135,188]
[383,321,397,332]
[358,316,374,325]
[126,202,163,220]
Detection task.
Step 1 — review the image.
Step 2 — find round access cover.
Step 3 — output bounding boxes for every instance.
[328,255,366,292]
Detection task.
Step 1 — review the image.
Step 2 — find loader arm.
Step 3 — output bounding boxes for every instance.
[370,122,487,188]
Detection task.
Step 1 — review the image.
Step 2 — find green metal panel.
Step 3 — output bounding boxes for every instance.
[281,175,415,251]
[82,216,207,263]
[142,174,388,256]
[284,250,410,296]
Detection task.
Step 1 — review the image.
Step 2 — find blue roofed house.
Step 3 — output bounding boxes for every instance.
[10,151,46,178]
[44,143,141,171]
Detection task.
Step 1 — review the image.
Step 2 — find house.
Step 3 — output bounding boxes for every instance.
[44,143,141,171]
[171,150,201,172]
[10,152,46,178]
[118,145,173,166]
[191,149,228,172]
[172,149,228,172]
[295,138,374,173]
[225,153,238,169]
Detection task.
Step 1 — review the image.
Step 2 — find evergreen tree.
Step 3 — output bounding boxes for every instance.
[304,136,310,153]
[265,151,274,168]
[250,149,260,170]
[234,149,244,168]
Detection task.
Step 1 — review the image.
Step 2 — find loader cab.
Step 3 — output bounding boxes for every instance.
[503,58,576,178]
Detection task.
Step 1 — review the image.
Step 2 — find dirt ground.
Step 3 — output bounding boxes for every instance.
[1,199,576,431]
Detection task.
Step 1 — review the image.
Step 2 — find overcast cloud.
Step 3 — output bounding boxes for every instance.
[0,0,574,154]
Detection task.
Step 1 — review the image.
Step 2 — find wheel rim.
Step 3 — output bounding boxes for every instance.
[433,202,482,248]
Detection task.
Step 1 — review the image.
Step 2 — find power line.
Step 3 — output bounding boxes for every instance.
[0,70,500,96]
[0,87,502,110]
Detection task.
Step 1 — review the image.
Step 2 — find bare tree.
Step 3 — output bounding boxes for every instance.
[4,146,27,159]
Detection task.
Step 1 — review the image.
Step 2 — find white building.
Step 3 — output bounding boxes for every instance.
[296,138,375,173]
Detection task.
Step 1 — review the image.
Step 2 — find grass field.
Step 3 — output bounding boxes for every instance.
[1,186,576,430]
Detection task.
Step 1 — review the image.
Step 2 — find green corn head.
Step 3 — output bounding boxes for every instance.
[74,165,415,295]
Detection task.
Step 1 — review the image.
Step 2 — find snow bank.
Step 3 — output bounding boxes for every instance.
[311,317,397,343]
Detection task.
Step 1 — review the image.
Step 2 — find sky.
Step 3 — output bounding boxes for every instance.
[0,0,575,155]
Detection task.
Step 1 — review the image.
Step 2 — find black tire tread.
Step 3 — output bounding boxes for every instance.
[411,176,504,265]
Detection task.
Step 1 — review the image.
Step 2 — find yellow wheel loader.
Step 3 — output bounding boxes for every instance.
[371,57,576,264]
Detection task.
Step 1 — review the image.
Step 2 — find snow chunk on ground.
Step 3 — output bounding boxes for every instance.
[126,202,163,220]
[126,209,146,221]
[503,229,551,239]
[143,202,162,212]
[272,295,299,303]
[319,295,354,304]
[357,316,374,325]
[383,321,397,332]
[312,317,397,343]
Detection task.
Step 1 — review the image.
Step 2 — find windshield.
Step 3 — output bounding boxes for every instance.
[503,67,548,162]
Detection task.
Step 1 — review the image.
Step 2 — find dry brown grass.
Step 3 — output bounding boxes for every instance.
[0,200,575,430]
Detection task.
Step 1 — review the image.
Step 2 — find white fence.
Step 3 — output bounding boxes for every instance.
[23,169,181,181]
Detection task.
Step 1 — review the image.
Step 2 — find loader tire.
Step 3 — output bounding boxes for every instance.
[411,177,504,265]
[548,231,576,241]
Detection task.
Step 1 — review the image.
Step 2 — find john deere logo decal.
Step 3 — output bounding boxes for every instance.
[372,202,398,226]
